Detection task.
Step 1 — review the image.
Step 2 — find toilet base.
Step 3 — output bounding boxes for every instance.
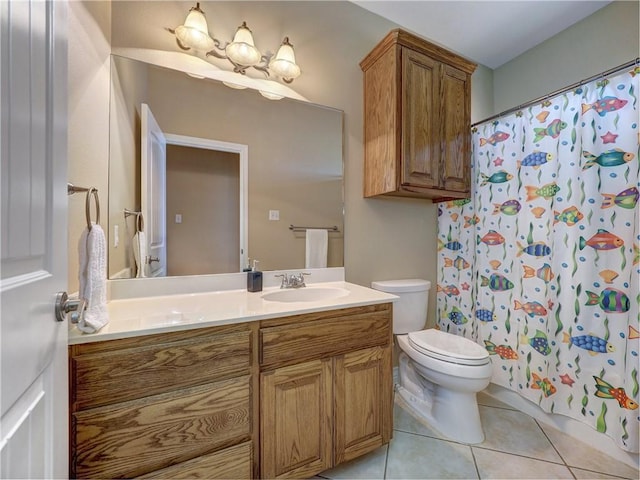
[398,354,486,444]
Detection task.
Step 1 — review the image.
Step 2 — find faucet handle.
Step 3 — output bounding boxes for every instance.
[274,273,289,288]
[292,272,311,287]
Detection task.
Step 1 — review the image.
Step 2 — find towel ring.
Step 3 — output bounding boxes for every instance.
[136,213,144,233]
[124,209,144,233]
[85,187,100,230]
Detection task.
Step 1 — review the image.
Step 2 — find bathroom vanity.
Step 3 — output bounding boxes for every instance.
[68,279,396,479]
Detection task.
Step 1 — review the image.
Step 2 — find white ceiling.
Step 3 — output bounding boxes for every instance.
[354,1,611,69]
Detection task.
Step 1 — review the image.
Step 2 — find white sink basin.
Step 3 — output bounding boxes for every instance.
[262,287,350,303]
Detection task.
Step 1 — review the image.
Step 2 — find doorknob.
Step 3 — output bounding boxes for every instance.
[55,292,86,323]
[146,255,160,265]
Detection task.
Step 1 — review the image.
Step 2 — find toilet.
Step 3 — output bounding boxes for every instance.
[371,279,492,444]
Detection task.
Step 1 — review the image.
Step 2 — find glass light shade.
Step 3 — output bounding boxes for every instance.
[269,37,300,80]
[175,4,215,51]
[225,22,261,66]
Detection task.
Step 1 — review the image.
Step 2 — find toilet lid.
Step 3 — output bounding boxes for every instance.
[408,329,489,366]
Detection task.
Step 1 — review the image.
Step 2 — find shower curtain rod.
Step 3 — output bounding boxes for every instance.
[471,57,640,127]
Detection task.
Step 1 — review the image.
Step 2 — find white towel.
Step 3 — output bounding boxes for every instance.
[305,229,328,268]
[132,231,147,278]
[78,223,108,333]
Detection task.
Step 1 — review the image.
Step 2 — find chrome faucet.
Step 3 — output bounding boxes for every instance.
[275,272,311,289]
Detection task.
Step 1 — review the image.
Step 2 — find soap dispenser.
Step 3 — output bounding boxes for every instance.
[242,258,252,272]
[247,260,262,292]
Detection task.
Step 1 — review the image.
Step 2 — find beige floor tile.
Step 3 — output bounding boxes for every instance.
[386,430,478,479]
[477,406,563,463]
[570,467,635,479]
[319,445,387,479]
[539,423,639,479]
[473,448,573,479]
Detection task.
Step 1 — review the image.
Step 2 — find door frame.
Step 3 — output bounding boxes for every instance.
[164,133,248,272]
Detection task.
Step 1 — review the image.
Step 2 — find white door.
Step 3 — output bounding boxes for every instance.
[0,1,68,478]
[141,103,167,277]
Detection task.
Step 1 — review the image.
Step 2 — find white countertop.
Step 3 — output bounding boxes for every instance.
[68,281,397,345]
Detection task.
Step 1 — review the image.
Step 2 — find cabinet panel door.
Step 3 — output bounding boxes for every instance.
[402,48,439,189]
[261,359,333,479]
[440,64,471,193]
[334,346,393,464]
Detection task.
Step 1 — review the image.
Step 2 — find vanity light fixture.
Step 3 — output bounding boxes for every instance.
[173,3,215,52]
[170,3,301,84]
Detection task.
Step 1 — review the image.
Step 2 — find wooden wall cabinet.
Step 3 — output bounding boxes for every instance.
[259,304,393,479]
[361,29,477,200]
[68,323,256,479]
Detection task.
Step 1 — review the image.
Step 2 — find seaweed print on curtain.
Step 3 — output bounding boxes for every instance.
[437,67,639,452]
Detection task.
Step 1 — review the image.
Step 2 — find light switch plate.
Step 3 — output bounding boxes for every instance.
[269,210,280,221]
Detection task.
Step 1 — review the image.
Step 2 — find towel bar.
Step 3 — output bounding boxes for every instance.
[289,225,339,232]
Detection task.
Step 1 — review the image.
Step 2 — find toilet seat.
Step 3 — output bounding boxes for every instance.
[408,329,489,366]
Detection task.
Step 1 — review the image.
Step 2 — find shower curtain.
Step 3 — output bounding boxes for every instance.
[437,67,639,452]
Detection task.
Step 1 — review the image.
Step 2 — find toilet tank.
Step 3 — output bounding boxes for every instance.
[371,279,431,334]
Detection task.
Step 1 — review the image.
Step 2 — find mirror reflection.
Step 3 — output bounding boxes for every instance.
[108,54,344,279]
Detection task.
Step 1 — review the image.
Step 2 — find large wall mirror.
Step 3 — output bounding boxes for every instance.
[108,53,344,279]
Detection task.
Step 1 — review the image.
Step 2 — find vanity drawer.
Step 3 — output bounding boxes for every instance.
[71,375,251,479]
[138,441,252,479]
[70,325,251,410]
[260,304,392,368]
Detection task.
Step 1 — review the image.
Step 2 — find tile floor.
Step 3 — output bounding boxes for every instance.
[318,391,639,480]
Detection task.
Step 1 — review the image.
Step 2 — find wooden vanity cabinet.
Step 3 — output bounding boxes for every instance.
[360,29,476,200]
[69,303,393,479]
[68,323,256,479]
[259,304,393,479]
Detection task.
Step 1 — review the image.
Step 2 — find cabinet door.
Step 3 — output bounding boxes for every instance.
[261,359,333,479]
[334,346,393,464]
[401,48,440,189]
[440,64,471,193]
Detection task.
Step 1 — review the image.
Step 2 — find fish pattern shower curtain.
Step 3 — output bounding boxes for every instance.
[437,67,639,452]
